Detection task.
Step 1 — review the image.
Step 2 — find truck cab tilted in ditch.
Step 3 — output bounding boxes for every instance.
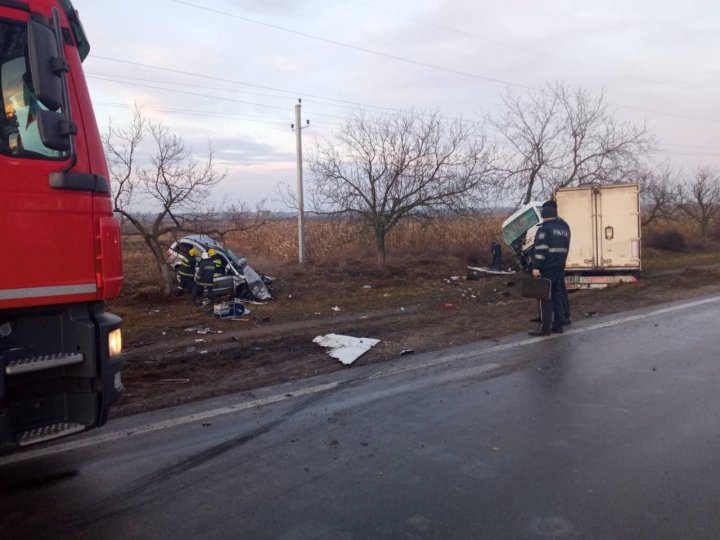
[0,0,123,453]
[502,184,641,289]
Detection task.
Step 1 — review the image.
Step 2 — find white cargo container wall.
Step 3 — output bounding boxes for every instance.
[556,184,641,273]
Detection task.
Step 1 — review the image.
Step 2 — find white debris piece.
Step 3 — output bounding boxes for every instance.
[313,333,381,365]
[466,265,516,275]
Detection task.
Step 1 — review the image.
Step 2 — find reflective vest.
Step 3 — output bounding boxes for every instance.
[210,254,226,278]
[196,259,216,286]
[531,218,571,276]
[178,254,196,277]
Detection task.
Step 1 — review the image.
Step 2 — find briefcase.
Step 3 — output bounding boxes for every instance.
[520,277,551,301]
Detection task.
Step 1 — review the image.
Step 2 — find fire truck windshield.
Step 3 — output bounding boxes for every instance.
[0,19,67,159]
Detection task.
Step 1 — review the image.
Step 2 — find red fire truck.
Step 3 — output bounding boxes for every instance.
[0,0,123,452]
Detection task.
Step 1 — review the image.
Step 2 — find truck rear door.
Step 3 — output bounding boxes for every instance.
[597,185,641,270]
[558,187,597,270]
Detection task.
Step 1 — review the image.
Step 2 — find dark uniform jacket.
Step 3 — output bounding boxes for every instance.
[177,254,197,277]
[210,253,226,278]
[196,259,216,286]
[531,218,570,276]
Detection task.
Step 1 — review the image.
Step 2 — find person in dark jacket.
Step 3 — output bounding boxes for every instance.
[541,200,571,324]
[207,248,226,279]
[193,252,217,305]
[176,247,199,295]
[490,240,503,269]
[529,202,571,336]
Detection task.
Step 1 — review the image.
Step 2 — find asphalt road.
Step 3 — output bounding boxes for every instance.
[2,295,720,539]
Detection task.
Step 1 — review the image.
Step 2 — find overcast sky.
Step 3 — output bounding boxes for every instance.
[74,0,720,209]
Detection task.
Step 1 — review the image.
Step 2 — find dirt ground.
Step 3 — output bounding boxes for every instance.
[108,250,720,418]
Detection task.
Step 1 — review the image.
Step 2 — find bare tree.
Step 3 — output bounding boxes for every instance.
[493,81,654,205]
[309,110,496,267]
[675,167,720,247]
[492,85,564,205]
[194,201,271,244]
[639,165,679,226]
[104,107,225,295]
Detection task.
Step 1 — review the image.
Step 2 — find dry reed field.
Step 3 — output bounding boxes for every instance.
[226,215,503,266]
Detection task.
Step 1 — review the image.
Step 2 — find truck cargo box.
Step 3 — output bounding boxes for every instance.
[556,184,641,273]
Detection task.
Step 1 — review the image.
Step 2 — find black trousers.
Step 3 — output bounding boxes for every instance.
[538,274,567,332]
[560,271,570,319]
[193,283,213,302]
[179,274,195,292]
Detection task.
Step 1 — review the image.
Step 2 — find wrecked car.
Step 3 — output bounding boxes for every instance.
[167,235,273,301]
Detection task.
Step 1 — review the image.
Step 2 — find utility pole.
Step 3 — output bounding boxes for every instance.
[291,99,309,263]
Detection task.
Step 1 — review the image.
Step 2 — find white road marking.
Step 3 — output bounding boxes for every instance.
[2,295,718,465]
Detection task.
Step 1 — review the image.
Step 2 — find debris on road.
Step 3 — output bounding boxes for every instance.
[214,300,248,319]
[400,349,415,356]
[313,333,381,365]
[467,266,517,281]
[331,306,342,312]
[185,326,212,334]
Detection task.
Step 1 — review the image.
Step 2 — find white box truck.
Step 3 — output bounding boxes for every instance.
[501,183,641,289]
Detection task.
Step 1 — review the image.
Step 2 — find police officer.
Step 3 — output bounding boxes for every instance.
[193,252,217,305]
[529,201,570,336]
[176,247,199,295]
[541,200,571,324]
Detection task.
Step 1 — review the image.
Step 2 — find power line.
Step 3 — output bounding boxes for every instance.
[90,78,720,153]
[167,0,720,127]
[88,71,406,116]
[95,100,345,131]
[661,142,720,151]
[87,69,479,126]
[89,55,408,115]
[88,74,351,121]
[88,71,301,103]
[346,0,719,99]
[98,98,720,157]
[610,102,720,125]
[170,0,539,92]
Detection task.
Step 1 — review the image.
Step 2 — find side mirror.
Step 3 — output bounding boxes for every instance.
[27,20,64,112]
[37,109,74,151]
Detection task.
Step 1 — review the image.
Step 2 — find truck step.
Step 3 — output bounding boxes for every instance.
[5,353,84,376]
[17,422,87,447]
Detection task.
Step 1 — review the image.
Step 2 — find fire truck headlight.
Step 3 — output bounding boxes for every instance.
[109,328,123,357]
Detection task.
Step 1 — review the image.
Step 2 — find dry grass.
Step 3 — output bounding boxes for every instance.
[117,215,720,295]
[224,215,505,267]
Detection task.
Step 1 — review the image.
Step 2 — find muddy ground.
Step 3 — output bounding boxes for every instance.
[109,251,720,417]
